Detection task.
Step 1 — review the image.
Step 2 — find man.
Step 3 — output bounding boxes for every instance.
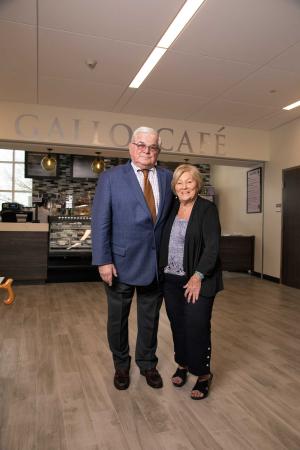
[92,127,173,390]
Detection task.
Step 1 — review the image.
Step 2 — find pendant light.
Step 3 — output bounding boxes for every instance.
[91,152,105,174]
[41,148,57,172]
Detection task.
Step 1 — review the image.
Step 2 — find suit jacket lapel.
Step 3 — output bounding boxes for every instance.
[156,167,167,225]
[123,161,150,217]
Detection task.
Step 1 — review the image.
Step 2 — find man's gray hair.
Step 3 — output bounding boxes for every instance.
[131,127,162,147]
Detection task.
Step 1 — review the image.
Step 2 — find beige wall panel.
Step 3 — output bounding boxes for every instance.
[212,165,263,273]
[0,102,270,161]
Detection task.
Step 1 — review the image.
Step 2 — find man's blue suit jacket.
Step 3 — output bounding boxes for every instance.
[92,161,173,286]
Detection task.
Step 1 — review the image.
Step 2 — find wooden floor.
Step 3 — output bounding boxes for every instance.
[0,274,300,450]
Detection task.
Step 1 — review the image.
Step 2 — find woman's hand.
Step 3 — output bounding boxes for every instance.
[183,274,201,303]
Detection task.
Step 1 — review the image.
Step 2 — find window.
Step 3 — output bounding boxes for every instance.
[0,149,33,207]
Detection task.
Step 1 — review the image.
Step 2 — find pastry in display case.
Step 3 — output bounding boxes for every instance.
[49,216,91,252]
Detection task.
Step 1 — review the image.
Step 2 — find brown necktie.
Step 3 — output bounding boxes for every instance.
[142,169,156,222]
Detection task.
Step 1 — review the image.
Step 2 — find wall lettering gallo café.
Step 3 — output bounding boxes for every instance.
[15,114,226,156]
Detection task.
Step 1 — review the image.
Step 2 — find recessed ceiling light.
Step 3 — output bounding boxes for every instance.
[283,100,300,111]
[129,0,206,89]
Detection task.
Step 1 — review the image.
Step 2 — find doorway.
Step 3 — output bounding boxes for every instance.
[281,166,300,289]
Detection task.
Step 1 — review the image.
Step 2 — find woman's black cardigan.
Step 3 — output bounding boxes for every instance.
[159,196,223,297]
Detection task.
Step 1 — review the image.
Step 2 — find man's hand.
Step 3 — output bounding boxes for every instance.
[98,264,117,286]
[183,274,201,303]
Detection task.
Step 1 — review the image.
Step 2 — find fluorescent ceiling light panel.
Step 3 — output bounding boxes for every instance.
[129,0,206,89]
[283,100,300,110]
[129,47,167,89]
[158,0,206,48]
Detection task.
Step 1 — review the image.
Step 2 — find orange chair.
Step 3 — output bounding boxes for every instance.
[0,277,15,305]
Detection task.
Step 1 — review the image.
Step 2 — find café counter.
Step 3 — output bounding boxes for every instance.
[0,222,49,281]
[0,221,255,283]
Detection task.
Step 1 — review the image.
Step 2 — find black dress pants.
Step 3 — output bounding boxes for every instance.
[163,273,214,376]
[105,278,163,371]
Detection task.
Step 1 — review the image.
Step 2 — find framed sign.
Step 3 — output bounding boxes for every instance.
[247,167,262,213]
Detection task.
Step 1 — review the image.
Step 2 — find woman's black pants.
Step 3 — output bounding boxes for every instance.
[163,273,215,376]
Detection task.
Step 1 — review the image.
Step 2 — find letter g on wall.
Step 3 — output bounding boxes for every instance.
[15,114,39,138]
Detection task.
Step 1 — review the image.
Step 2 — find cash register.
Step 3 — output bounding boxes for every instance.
[0,202,33,222]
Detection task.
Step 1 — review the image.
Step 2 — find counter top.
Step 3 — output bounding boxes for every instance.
[0,223,49,232]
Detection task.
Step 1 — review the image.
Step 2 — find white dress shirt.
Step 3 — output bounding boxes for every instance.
[131,162,160,214]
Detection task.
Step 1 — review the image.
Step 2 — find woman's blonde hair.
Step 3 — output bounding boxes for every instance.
[171,164,203,194]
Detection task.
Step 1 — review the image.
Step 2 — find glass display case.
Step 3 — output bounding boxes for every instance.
[49,216,91,252]
[48,216,98,282]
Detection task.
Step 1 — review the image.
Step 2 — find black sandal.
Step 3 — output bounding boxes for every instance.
[171,367,188,387]
[191,373,213,400]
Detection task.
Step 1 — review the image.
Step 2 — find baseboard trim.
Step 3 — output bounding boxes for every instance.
[14,280,46,285]
[251,271,280,283]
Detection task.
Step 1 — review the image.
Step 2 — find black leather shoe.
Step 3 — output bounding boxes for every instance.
[140,367,163,388]
[114,368,130,390]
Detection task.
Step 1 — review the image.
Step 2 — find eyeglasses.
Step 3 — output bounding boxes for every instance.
[131,142,160,153]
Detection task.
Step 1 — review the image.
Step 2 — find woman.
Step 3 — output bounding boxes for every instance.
[160,164,223,400]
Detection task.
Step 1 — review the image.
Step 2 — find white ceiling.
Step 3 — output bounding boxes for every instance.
[1,0,300,130]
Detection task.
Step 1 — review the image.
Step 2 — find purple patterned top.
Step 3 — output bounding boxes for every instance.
[164,216,188,276]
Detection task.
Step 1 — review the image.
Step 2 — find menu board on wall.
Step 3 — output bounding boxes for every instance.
[247,167,262,213]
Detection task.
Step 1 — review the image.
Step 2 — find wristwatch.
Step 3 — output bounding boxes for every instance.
[194,271,204,280]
